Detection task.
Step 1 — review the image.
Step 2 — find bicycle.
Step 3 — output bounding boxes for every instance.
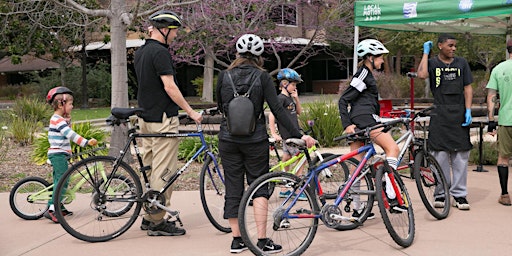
[342,106,450,222]
[268,119,346,199]
[238,118,415,255]
[52,107,230,243]
[9,146,110,220]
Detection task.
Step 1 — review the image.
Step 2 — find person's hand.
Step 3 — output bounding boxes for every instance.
[487,120,497,135]
[271,133,282,142]
[189,111,203,124]
[88,138,98,146]
[290,89,299,99]
[423,41,433,55]
[344,124,357,134]
[462,108,472,126]
[301,134,316,148]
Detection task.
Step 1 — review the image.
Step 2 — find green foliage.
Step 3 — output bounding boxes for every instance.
[33,62,113,107]
[470,141,498,166]
[178,136,219,163]
[31,122,109,165]
[0,125,9,163]
[298,99,344,147]
[2,97,52,145]
[373,72,427,99]
[192,75,218,101]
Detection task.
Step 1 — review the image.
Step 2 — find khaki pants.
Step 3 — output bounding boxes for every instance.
[139,113,179,223]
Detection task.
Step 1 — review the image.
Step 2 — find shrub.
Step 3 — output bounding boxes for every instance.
[31,122,109,165]
[373,72,427,99]
[2,97,51,145]
[192,75,218,101]
[469,141,498,166]
[178,136,219,163]
[298,99,344,147]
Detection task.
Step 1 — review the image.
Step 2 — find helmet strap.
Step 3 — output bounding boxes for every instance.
[157,28,171,44]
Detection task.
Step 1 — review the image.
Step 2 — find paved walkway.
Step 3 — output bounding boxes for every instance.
[2,163,512,256]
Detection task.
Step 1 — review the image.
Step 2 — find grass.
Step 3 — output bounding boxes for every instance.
[72,107,111,121]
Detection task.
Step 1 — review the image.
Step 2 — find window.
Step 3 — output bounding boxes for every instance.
[270,4,297,26]
[311,59,351,80]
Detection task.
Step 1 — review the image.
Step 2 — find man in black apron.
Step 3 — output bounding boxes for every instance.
[417,33,474,211]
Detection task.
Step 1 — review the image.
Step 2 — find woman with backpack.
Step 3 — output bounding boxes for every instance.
[216,33,316,254]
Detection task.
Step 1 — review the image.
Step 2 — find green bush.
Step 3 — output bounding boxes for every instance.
[0,125,9,163]
[470,141,498,165]
[2,97,51,145]
[374,72,427,99]
[31,122,109,165]
[178,136,219,163]
[298,99,344,147]
[192,75,218,101]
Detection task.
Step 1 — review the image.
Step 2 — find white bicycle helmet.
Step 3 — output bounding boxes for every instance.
[236,34,264,56]
[356,39,389,57]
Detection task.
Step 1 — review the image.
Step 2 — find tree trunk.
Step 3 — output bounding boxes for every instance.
[108,0,130,161]
[202,54,214,103]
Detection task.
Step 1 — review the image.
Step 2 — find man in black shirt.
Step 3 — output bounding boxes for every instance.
[134,10,202,236]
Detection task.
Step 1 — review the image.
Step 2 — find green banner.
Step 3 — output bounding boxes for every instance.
[355,0,512,34]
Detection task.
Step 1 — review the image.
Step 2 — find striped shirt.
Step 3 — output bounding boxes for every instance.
[48,114,88,156]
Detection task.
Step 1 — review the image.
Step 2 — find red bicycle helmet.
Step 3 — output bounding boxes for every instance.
[46,86,73,104]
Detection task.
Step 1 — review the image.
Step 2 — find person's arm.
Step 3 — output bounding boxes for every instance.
[290,89,302,115]
[487,88,498,134]
[268,113,282,141]
[338,86,360,130]
[417,41,432,79]
[161,74,203,123]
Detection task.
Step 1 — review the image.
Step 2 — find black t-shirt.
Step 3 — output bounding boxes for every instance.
[275,93,299,140]
[338,65,380,129]
[134,39,179,122]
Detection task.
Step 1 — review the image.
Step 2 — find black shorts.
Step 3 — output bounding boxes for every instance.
[352,114,380,129]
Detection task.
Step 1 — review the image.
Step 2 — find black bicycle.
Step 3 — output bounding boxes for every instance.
[53,107,230,242]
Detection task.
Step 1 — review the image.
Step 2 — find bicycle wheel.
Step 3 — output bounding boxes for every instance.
[329,158,375,231]
[9,177,51,220]
[313,153,349,200]
[375,165,415,248]
[54,156,143,242]
[199,154,231,233]
[413,150,450,220]
[239,172,319,256]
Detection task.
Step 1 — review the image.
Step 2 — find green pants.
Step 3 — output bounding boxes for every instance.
[48,153,69,207]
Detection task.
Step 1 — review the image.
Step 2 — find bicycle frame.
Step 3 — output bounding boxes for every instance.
[280,138,404,220]
[269,144,320,174]
[114,122,225,197]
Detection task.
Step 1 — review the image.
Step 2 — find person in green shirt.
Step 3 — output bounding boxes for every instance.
[486,38,512,206]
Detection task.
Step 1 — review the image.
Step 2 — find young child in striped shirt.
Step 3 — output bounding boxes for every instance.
[43,87,97,223]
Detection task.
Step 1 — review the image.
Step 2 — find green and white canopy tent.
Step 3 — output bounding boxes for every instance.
[353,0,512,72]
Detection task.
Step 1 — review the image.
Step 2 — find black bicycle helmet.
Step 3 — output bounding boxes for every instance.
[149,10,182,29]
[46,86,73,104]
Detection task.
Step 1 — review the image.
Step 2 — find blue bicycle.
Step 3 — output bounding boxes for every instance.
[238,118,415,255]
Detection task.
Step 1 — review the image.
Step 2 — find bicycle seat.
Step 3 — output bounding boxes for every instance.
[111,108,144,119]
[285,138,306,148]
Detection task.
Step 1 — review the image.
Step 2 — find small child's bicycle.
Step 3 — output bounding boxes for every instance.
[9,146,108,220]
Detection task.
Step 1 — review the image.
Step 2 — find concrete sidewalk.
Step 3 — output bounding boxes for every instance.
[2,164,512,256]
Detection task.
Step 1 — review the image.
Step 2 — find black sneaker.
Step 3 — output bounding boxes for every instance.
[257,238,282,254]
[434,197,445,208]
[147,220,186,236]
[352,210,376,220]
[230,238,248,253]
[388,198,408,213]
[140,218,150,230]
[453,197,470,210]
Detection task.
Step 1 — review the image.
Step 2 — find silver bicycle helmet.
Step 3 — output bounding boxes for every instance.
[356,39,389,57]
[236,34,264,56]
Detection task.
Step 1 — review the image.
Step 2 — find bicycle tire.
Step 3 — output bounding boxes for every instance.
[9,177,51,220]
[331,158,375,231]
[54,156,143,242]
[199,154,231,233]
[239,172,319,256]
[413,150,450,220]
[375,165,415,248]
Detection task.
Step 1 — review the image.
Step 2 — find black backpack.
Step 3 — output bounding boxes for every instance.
[225,71,257,136]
